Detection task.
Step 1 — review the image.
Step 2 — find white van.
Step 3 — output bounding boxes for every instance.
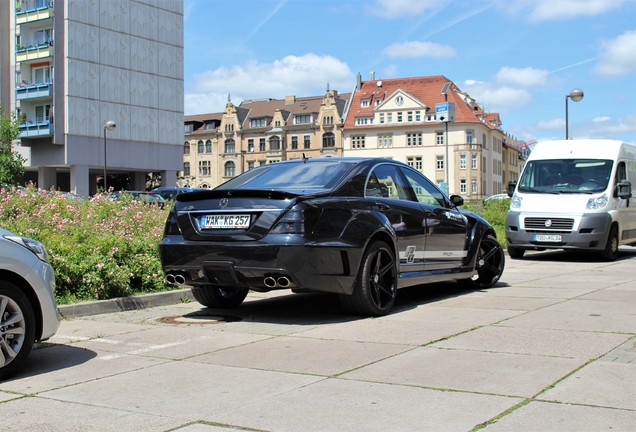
[505,139,636,260]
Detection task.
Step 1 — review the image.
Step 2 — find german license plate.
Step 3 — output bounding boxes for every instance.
[534,234,562,242]
[201,214,251,229]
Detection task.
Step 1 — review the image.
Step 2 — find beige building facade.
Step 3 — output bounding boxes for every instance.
[342,74,507,200]
[182,89,350,188]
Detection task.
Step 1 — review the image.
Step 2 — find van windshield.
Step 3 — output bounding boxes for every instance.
[518,159,613,194]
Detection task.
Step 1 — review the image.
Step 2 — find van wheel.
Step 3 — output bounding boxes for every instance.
[507,246,525,259]
[599,225,619,261]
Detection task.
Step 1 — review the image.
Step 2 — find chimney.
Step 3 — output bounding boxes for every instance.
[356,73,362,90]
[370,71,375,80]
[285,95,296,105]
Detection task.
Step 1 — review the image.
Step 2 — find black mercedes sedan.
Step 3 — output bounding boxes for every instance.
[159,158,505,316]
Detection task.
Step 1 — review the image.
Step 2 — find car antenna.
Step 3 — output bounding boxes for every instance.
[302,153,308,163]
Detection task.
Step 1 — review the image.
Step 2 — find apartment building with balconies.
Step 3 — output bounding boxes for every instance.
[182,88,350,188]
[1,0,184,196]
[342,74,507,200]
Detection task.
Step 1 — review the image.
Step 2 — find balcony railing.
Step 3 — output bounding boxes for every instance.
[19,117,53,138]
[15,0,53,24]
[16,82,52,100]
[15,42,53,62]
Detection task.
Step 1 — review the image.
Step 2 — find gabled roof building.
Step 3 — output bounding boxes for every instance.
[342,74,506,199]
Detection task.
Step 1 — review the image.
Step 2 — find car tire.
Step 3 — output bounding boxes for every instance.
[0,281,36,380]
[462,234,505,289]
[507,246,525,259]
[191,286,249,308]
[340,241,397,317]
[599,225,619,262]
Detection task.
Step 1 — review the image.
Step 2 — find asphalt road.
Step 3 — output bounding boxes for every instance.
[2,249,636,431]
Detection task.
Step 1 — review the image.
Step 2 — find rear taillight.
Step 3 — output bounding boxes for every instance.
[163,211,181,235]
[271,208,305,234]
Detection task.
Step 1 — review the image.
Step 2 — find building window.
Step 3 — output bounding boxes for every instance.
[397,112,403,122]
[355,117,373,125]
[247,161,255,171]
[295,115,311,124]
[198,160,210,176]
[323,132,335,148]
[407,132,422,146]
[183,162,190,176]
[415,111,421,122]
[248,139,254,152]
[352,135,366,149]
[250,118,267,128]
[460,179,467,193]
[436,132,444,145]
[466,129,474,144]
[303,135,311,149]
[184,124,193,133]
[269,136,281,151]
[225,123,234,132]
[407,111,413,122]
[361,99,370,107]
[471,179,478,194]
[472,153,478,169]
[323,116,333,125]
[407,156,423,171]
[291,136,298,149]
[436,155,444,170]
[224,161,235,177]
[379,113,385,124]
[378,134,393,148]
[259,138,266,152]
[224,139,235,154]
[197,140,204,153]
[184,142,190,155]
[387,113,393,123]
[205,140,212,153]
[459,154,466,169]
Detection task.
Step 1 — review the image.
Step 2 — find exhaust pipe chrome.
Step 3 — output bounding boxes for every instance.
[166,274,176,284]
[174,274,186,285]
[277,276,291,288]
[264,276,277,288]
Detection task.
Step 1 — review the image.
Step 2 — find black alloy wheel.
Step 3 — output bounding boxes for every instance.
[465,234,505,289]
[191,286,249,308]
[341,241,397,316]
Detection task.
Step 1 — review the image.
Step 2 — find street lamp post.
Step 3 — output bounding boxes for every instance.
[103,120,116,192]
[565,88,584,139]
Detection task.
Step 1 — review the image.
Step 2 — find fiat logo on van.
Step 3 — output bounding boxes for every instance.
[544,219,553,228]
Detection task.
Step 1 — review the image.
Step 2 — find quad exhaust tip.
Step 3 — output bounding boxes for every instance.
[165,273,186,285]
[263,275,293,288]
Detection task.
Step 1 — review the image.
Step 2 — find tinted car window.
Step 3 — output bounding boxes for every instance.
[366,164,410,200]
[218,161,356,190]
[400,168,447,207]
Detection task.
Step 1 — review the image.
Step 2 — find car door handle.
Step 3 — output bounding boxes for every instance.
[375,202,391,211]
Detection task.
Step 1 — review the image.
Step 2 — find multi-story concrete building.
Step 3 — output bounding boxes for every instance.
[182,89,350,188]
[1,0,184,196]
[342,74,506,200]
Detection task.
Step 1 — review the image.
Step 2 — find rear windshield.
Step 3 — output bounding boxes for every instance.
[217,161,356,191]
[518,159,613,194]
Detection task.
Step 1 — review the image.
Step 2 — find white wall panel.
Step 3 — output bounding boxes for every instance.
[66,22,99,63]
[66,0,99,26]
[66,59,99,100]
[99,65,130,105]
[100,0,130,34]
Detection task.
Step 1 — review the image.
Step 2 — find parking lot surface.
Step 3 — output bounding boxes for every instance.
[2,250,636,431]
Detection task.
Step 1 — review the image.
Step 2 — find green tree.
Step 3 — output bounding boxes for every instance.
[0,108,25,186]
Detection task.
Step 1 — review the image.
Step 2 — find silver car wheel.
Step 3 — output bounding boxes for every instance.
[0,295,26,368]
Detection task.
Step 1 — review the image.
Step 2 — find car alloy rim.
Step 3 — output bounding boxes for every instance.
[0,295,26,367]
[476,238,503,284]
[369,247,396,309]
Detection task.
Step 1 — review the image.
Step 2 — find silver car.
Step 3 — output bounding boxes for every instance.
[0,228,60,380]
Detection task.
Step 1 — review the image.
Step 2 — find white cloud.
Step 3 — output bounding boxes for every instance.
[495,67,550,87]
[184,54,355,114]
[461,80,533,113]
[537,118,565,130]
[594,29,636,76]
[496,0,622,22]
[383,41,456,58]
[369,0,441,18]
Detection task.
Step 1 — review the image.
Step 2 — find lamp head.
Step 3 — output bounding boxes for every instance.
[567,88,584,102]
[104,120,117,130]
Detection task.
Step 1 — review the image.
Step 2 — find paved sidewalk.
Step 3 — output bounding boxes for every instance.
[2,249,636,431]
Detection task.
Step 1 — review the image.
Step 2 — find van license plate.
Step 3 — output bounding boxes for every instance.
[534,234,562,242]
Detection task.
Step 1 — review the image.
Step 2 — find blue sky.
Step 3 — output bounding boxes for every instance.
[183,0,636,143]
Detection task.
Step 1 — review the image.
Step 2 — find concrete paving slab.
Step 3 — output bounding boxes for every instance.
[600,337,636,364]
[71,326,272,360]
[293,317,469,345]
[431,325,631,359]
[342,346,583,397]
[540,361,636,410]
[171,425,243,432]
[0,344,168,394]
[39,361,322,421]
[500,305,636,333]
[1,397,186,432]
[477,286,599,299]
[433,293,562,311]
[580,287,636,301]
[191,335,413,376]
[211,378,519,432]
[482,400,636,432]
[49,319,158,344]
[545,298,636,315]
[381,304,524,326]
[0,390,20,402]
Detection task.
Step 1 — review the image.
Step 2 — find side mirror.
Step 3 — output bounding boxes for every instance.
[450,194,464,207]
[507,180,517,197]
[617,181,632,199]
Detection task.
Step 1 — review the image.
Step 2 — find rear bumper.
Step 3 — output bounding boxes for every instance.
[505,211,612,251]
[159,235,361,295]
